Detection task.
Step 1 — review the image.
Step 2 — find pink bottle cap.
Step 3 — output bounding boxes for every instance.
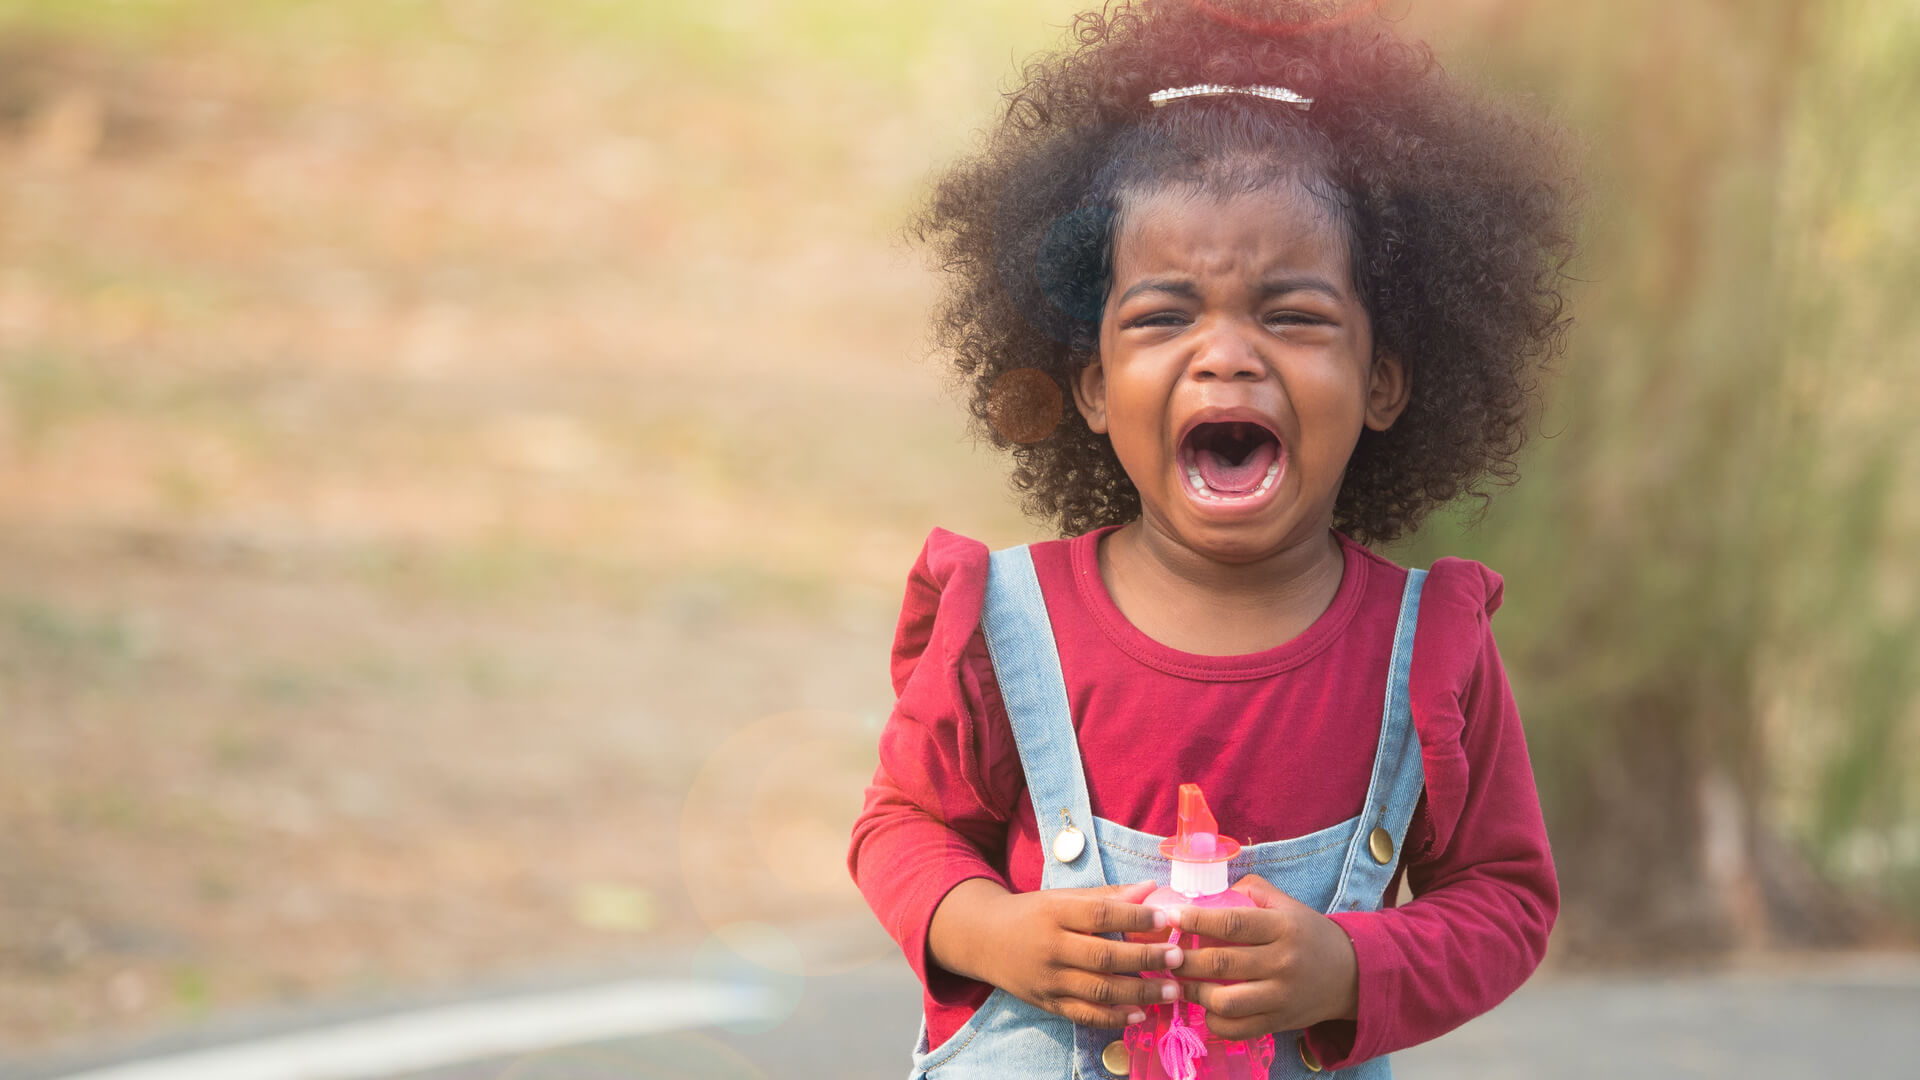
[1157,783,1241,863]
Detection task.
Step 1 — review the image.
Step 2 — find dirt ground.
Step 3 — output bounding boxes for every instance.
[0,11,1038,1054]
[0,521,912,1051]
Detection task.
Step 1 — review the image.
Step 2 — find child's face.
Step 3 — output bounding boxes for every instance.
[1073,181,1407,563]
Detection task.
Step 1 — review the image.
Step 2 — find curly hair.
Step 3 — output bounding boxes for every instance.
[916,0,1578,544]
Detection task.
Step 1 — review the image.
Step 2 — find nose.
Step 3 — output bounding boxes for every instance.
[1188,322,1266,382]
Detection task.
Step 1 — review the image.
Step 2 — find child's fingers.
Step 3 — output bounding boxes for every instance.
[1182,979,1262,1021]
[1171,944,1265,982]
[1093,880,1160,905]
[1053,968,1179,1012]
[1228,872,1289,908]
[1183,979,1289,1040]
[1059,894,1168,936]
[1201,1005,1285,1043]
[1044,995,1151,1031]
[1168,902,1279,945]
[1057,932,1184,976]
[1040,969,1175,1029]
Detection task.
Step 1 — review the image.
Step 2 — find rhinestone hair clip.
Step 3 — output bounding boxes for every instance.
[1147,84,1314,110]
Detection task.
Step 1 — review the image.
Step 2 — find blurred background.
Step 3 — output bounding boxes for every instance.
[0,0,1914,1067]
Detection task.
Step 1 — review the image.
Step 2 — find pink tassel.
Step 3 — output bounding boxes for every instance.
[1155,928,1206,1080]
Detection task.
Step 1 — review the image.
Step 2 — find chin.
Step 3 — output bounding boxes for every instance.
[1163,513,1301,565]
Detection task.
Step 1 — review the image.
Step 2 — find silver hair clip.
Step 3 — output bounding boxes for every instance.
[1148,84,1314,110]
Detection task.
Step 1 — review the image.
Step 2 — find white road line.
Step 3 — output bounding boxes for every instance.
[52,979,776,1080]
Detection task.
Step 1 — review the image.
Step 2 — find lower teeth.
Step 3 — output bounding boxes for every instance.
[1186,460,1281,499]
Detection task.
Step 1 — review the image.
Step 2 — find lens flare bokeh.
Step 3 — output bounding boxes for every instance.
[678,710,887,976]
[987,367,1066,445]
[687,922,807,1035]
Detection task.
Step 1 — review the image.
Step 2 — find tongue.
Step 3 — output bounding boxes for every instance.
[1197,439,1278,494]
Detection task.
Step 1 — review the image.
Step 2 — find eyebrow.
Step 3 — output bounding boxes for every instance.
[1114,275,1347,307]
[1115,277,1199,307]
[1259,276,1346,302]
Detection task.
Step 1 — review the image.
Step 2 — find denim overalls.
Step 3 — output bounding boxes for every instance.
[907,545,1426,1080]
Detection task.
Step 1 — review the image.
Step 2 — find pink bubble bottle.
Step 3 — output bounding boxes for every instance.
[1123,783,1276,1080]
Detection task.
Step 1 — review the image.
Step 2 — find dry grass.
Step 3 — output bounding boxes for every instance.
[0,1,1064,1051]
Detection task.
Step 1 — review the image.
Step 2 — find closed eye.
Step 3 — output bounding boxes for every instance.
[1122,312,1191,329]
[1267,311,1330,326]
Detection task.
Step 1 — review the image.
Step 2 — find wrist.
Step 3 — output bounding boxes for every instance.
[929,877,1010,985]
[1317,913,1361,1023]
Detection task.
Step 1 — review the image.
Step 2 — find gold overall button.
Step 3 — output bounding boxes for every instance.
[1368,826,1394,865]
[1052,824,1086,863]
[1101,1038,1130,1076]
[1299,1035,1324,1073]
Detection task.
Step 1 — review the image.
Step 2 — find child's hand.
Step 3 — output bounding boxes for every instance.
[985,880,1186,1028]
[928,878,1185,1029]
[1167,874,1361,1039]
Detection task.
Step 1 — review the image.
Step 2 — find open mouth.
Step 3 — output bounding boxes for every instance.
[1179,421,1284,501]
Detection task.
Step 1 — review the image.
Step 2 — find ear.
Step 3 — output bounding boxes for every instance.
[1363,350,1409,432]
[1071,354,1110,435]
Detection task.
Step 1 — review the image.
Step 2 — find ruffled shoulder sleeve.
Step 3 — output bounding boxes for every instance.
[880,527,1020,827]
[891,527,989,695]
[1406,556,1506,860]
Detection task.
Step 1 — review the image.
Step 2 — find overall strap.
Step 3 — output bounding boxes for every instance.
[1328,567,1428,913]
[981,545,1109,891]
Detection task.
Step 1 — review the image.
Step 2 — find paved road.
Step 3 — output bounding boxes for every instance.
[391,953,1920,1080]
[12,922,1919,1080]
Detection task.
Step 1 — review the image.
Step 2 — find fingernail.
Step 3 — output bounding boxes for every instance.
[1164,947,1183,968]
[1127,1011,1146,1025]
[1150,909,1168,929]
[1161,981,1179,1001]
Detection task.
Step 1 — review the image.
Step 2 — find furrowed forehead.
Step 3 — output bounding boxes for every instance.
[1107,166,1355,274]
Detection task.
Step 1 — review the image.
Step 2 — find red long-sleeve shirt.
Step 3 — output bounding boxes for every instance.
[847,526,1557,1069]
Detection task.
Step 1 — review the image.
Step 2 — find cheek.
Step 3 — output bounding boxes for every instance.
[1106,404,1162,462]
[1288,364,1372,459]
[1099,379,1173,475]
